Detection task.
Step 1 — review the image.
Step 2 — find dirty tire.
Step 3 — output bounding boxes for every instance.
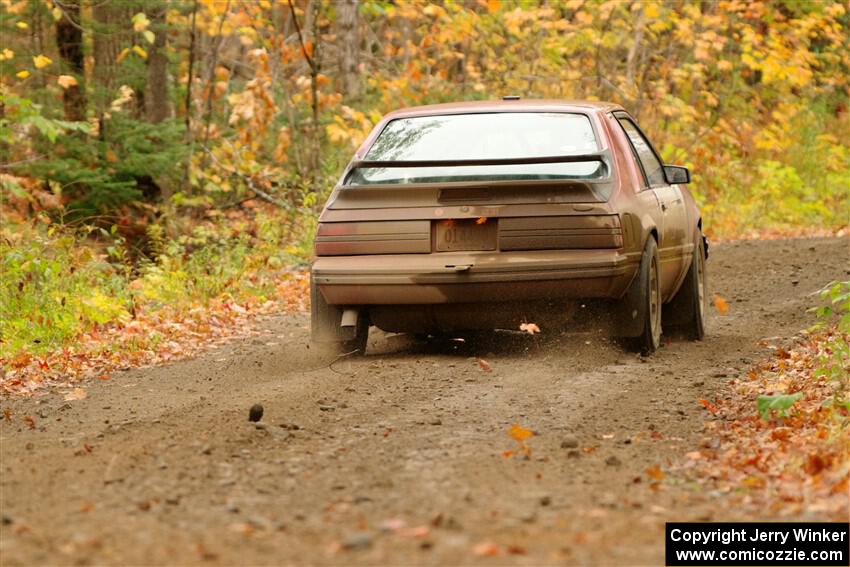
[663,232,707,340]
[310,276,369,355]
[620,236,662,354]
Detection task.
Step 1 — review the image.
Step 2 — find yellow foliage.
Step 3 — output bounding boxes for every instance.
[132,12,150,32]
[643,2,661,19]
[325,122,350,145]
[81,291,130,325]
[32,55,52,69]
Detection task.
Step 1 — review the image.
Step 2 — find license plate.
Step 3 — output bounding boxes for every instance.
[435,218,497,252]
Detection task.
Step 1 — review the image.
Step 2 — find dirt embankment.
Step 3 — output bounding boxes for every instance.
[1,237,847,566]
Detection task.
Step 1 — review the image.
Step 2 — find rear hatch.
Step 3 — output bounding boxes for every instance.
[316,110,622,256]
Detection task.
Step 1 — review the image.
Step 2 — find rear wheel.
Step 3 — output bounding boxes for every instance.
[662,231,706,340]
[310,276,369,355]
[619,236,662,354]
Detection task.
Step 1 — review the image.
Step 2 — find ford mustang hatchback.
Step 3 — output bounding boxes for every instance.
[311,99,707,355]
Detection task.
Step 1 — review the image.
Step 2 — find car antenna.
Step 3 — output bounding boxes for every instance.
[502,95,521,100]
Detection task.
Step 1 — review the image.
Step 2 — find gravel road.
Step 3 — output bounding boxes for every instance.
[1,237,847,566]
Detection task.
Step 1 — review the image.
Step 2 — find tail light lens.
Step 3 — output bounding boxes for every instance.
[498,215,622,250]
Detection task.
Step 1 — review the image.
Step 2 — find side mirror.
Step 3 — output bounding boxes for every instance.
[664,165,690,184]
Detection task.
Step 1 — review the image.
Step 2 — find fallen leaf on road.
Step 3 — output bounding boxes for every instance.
[505,423,534,457]
[713,294,729,314]
[519,322,540,335]
[399,525,430,538]
[507,423,533,442]
[64,388,87,401]
[381,518,406,532]
[230,522,255,535]
[473,542,501,556]
[506,544,527,555]
[645,465,665,480]
[477,358,492,372]
[698,399,718,414]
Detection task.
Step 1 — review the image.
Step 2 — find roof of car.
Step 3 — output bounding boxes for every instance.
[383,99,626,119]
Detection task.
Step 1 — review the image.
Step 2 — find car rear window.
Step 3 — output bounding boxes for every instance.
[347,112,605,185]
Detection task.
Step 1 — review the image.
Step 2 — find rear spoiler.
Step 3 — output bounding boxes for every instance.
[348,151,610,172]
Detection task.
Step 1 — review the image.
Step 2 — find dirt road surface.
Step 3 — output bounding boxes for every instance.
[1,237,847,566]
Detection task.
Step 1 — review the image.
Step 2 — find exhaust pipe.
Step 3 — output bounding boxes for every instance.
[341,309,359,328]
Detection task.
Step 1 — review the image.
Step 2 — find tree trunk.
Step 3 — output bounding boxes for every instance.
[336,0,360,100]
[92,1,135,134]
[56,1,86,121]
[145,4,171,124]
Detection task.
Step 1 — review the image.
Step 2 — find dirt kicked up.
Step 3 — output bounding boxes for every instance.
[1,237,847,566]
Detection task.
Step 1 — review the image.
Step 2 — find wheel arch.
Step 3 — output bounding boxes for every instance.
[647,226,659,246]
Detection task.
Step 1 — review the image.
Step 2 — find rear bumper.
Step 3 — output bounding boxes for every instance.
[312,249,639,305]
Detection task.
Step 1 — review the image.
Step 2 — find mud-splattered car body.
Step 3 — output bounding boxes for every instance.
[311,99,707,354]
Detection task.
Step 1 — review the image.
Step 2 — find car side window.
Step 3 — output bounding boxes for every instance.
[616,117,666,187]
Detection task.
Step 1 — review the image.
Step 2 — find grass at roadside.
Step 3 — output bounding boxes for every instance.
[0,206,312,395]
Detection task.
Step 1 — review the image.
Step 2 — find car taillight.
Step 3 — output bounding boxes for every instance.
[498,215,622,250]
[314,221,431,256]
